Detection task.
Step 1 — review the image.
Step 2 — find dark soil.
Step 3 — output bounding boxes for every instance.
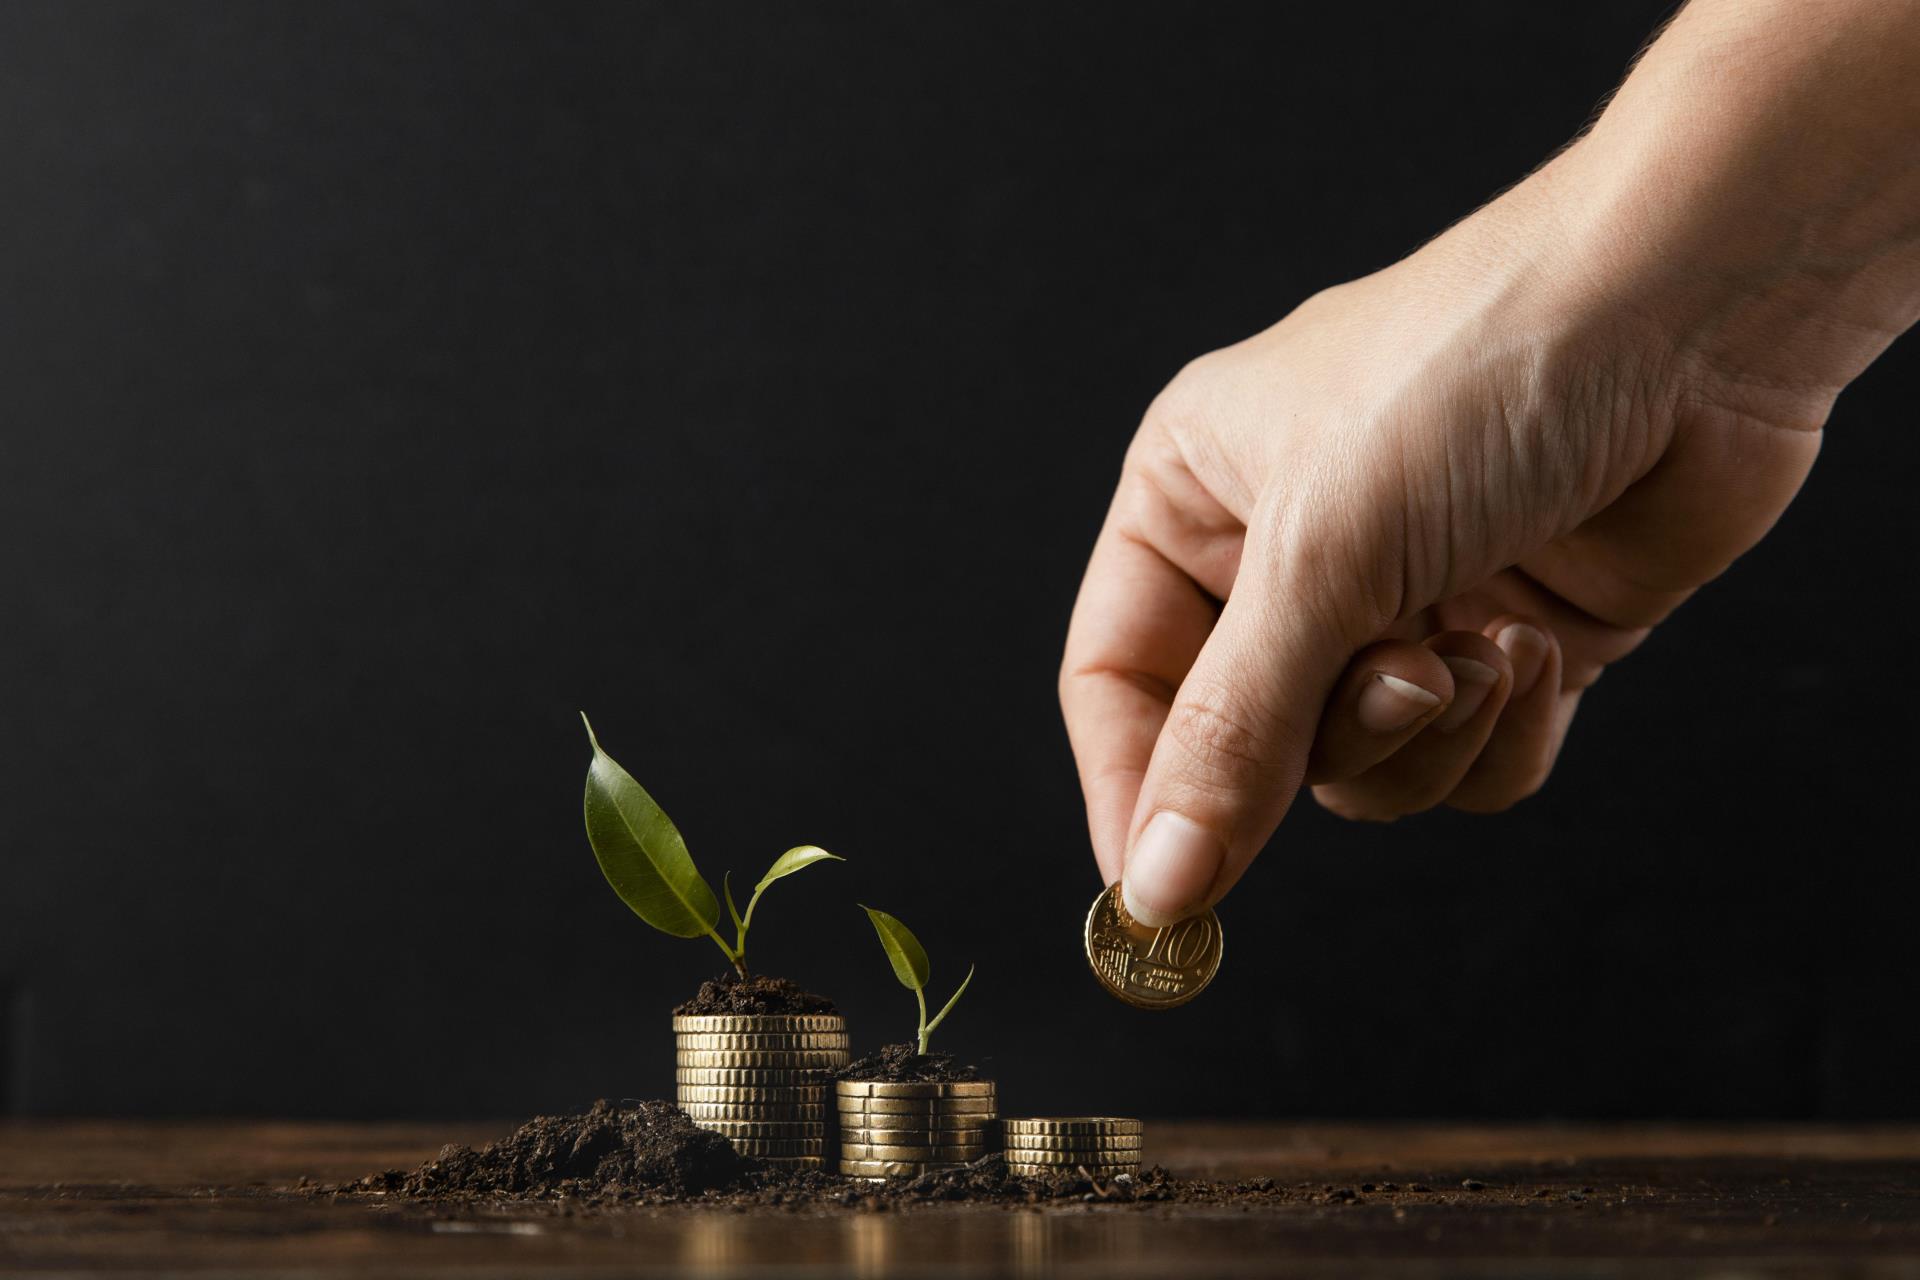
[674,974,837,1016]
[342,1100,747,1199]
[326,1101,1253,1210]
[834,1042,981,1082]
[323,1101,1580,1214]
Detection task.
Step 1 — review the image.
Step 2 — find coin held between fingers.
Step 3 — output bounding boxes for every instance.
[1120,812,1224,928]
[1084,882,1222,1009]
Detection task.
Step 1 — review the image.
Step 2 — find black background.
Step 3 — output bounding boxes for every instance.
[4,1,1915,1122]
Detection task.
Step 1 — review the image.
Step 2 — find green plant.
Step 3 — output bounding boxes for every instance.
[862,905,974,1055]
[581,713,841,978]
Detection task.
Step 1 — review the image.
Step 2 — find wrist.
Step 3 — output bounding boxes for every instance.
[1534,2,1920,428]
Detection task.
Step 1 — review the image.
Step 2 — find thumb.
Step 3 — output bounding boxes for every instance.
[1119,522,1375,926]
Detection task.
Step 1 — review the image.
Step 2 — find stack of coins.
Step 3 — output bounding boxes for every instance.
[673,1014,849,1170]
[1003,1117,1143,1177]
[836,1080,998,1179]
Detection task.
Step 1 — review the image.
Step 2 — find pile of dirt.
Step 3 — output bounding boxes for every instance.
[674,974,837,1016]
[834,1042,981,1082]
[345,1100,747,1200]
[326,1102,1544,1213]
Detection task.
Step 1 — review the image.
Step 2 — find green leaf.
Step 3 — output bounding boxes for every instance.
[755,845,844,893]
[862,905,929,992]
[580,713,719,938]
[924,963,974,1038]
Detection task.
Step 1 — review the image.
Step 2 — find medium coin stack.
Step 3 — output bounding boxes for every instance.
[673,1014,849,1170]
[1003,1117,1143,1177]
[836,1080,998,1179]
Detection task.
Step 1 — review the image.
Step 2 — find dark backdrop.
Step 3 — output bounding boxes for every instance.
[4,1,1915,1122]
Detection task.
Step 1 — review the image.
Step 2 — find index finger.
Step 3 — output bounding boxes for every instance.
[1058,514,1219,884]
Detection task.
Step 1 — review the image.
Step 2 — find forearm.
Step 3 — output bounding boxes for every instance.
[1443,0,1920,435]
[1506,0,1920,424]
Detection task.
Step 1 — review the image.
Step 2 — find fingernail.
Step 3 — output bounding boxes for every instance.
[1122,811,1225,928]
[1495,623,1549,697]
[1434,656,1499,731]
[1357,673,1442,733]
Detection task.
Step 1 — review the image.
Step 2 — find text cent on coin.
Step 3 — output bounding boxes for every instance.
[1083,883,1222,1009]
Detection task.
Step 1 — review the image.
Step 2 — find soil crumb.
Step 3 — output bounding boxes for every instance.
[835,1042,981,1082]
[675,973,837,1016]
[345,1100,746,1199]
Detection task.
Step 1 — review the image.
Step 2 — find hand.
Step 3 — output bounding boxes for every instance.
[1059,0,1920,927]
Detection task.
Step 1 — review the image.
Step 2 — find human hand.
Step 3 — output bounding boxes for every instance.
[1059,0,1920,927]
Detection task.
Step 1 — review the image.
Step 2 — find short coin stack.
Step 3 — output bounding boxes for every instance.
[836,1079,998,1179]
[1003,1117,1143,1178]
[674,1014,850,1170]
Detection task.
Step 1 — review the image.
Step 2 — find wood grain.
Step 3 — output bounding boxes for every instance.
[3,1121,1916,1276]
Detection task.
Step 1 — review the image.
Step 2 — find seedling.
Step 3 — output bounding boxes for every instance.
[581,713,841,978]
[862,905,974,1055]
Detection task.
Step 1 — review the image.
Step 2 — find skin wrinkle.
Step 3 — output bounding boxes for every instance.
[1156,698,1284,805]
[1121,432,1244,603]
[1267,449,1400,650]
[1069,659,1178,709]
[1153,362,1260,524]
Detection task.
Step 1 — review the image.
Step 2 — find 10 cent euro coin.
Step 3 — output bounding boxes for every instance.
[1083,883,1222,1009]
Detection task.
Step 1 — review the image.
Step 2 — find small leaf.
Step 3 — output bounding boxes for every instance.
[581,713,719,938]
[862,905,930,992]
[755,845,844,893]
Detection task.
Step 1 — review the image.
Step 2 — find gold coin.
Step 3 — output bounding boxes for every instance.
[690,1119,828,1139]
[675,1049,850,1068]
[1006,1127,1143,1142]
[1000,1148,1143,1166]
[1008,1162,1139,1178]
[1002,1117,1143,1137]
[1004,1138,1142,1154]
[677,1084,825,1104]
[681,1102,827,1120]
[674,1032,851,1051]
[726,1137,825,1157]
[835,1080,996,1099]
[839,1158,963,1179]
[838,1126,996,1146]
[671,1014,846,1033]
[840,1142,992,1162]
[835,1096,998,1117]
[677,1067,835,1085]
[757,1155,826,1170]
[1083,882,1222,1009]
[837,1128,990,1151]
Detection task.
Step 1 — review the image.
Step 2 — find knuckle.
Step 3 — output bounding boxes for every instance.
[1141,352,1227,443]
[1162,696,1279,787]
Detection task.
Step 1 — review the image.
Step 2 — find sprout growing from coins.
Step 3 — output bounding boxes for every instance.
[861,905,974,1055]
[581,713,842,978]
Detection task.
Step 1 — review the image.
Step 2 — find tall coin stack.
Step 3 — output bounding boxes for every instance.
[1002,1117,1143,1177]
[836,1079,999,1179]
[673,1013,850,1169]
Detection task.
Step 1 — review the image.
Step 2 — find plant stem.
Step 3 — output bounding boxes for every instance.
[915,986,929,1056]
[706,926,749,980]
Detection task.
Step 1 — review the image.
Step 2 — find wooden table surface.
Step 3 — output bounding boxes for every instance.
[4,1120,1918,1277]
